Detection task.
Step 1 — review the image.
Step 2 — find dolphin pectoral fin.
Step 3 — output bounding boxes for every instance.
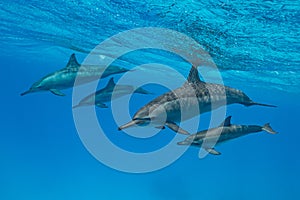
[155,126,165,129]
[50,89,65,96]
[205,148,221,155]
[165,122,190,135]
[96,102,108,108]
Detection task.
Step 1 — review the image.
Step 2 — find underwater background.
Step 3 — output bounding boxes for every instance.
[1,0,299,199]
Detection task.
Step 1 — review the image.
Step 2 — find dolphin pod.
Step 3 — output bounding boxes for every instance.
[22,53,277,156]
[72,77,152,108]
[177,116,277,155]
[118,65,276,135]
[21,54,130,96]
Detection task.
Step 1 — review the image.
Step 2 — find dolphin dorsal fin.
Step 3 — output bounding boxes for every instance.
[66,53,80,68]
[186,65,202,84]
[219,116,232,127]
[105,78,116,89]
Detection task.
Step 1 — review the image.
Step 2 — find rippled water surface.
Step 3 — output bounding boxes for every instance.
[1,0,299,91]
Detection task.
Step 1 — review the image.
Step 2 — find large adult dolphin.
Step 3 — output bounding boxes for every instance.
[177,116,277,155]
[73,77,152,108]
[118,66,276,134]
[21,54,129,96]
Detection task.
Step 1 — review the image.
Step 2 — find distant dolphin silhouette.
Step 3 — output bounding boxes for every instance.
[73,77,152,108]
[21,54,129,96]
[118,66,276,134]
[177,116,277,155]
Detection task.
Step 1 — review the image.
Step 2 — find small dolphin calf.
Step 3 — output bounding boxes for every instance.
[118,66,276,134]
[178,116,277,155]
[21,54,129,96]
[73,77,152,108]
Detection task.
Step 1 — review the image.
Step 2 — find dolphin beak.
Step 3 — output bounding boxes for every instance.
[20,90,31,96]
[118,118,152,131]
[118,120,138,130]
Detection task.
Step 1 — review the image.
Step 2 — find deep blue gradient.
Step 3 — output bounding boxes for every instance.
[1,1,299,200]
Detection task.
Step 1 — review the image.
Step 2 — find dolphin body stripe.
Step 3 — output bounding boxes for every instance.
[118,65,276,134]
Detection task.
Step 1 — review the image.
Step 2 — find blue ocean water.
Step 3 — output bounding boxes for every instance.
[1,0,299,199]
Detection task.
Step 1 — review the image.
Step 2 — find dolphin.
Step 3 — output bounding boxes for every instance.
[118,66,276,134]
[73,77,152,108]
[177,116,277,155]
[21,54,130,96]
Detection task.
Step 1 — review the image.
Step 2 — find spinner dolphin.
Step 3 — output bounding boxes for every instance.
[21,54,129,96]
[118,66,276,134]
[178,116,277,155]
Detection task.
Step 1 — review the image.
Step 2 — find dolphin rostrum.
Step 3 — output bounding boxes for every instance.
[118,66,276,134]
[73,77,152,108]
[177,116,277,155]
[21,54,130,96]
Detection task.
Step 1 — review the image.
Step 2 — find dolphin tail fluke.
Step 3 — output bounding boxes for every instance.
[50,89,65,96]
[262,123,277,134]
[246,101,277,108]
[72,104,81,109]
[118,120,137,131]
[20,90,31,96]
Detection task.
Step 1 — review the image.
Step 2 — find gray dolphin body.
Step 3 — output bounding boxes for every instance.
[21,54,129,96]
[118,66,276,134]
[177,116,277,155]
[73,77,152,108]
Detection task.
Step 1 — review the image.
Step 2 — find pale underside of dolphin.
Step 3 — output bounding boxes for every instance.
[73,77,152,108]
[177,116,277,155]
[118,65,276,135]
[21,54,130,96]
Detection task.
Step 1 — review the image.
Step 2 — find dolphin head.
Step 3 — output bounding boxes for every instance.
[118,107,152,130]
[133,108,153,125]
[21,79,46,96]
[118,103,168,131]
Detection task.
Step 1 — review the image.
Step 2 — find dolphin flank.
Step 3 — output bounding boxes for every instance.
[118,65,276,134]
[177,116,277,155]
[73,77,152,108]
[21,54,130,96]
